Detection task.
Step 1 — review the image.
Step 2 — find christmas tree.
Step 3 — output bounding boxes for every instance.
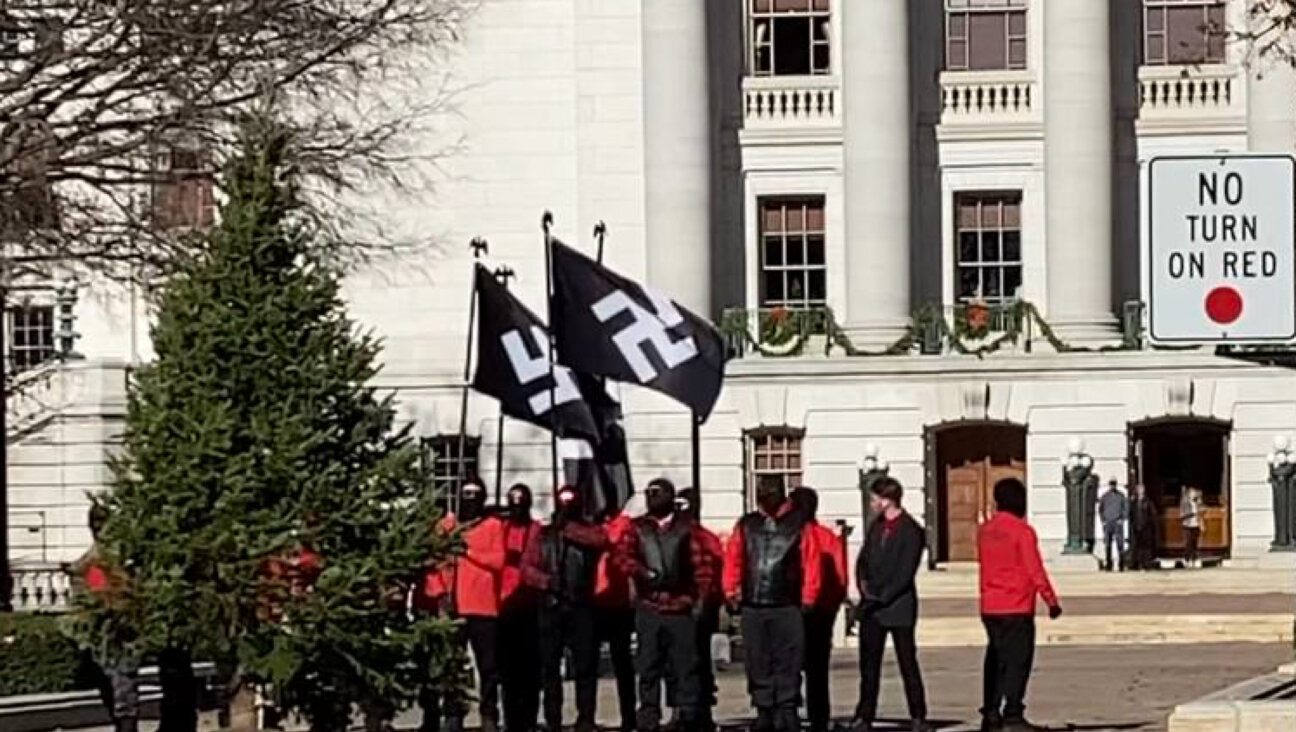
[80,116,461,730]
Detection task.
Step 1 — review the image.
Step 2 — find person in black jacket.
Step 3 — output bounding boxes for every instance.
[522,485,609,732]
[848,477,930,732]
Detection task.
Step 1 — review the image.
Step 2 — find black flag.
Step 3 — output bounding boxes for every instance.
[549,239,728,421]
[471,264,600,443]
[563,376,634,516]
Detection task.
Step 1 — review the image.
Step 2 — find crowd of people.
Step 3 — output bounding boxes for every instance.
[1098,479,1204,572]
[423,474,1062,732]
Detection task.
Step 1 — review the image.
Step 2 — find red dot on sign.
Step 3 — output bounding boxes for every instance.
[1205,286,1243,325]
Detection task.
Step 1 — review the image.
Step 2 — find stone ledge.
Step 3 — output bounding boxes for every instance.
[1169,668,1296,732]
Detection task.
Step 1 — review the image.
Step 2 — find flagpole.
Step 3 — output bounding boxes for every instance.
[491,265,516,505]
[543,212,560,493]
[691,412,702,492]
[454,237,489,513]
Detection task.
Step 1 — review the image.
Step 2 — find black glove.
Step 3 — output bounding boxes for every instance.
[1048,604,1063,620]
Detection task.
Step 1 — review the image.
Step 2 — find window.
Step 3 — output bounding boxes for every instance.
[7,304,55,373]
[955,192,1023,304]
[946,0,1027,71]
[749,0,831,76]
[419,435,481,501]
[1143,0,1225,65]
[758,197,827,309]
[153,145,216,231]
[746,428,804,509]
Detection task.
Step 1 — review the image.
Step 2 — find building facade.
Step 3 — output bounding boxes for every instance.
[9,0,1296,587]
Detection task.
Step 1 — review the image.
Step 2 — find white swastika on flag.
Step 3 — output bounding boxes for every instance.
[591,289,698,383]
[500,326,582,416]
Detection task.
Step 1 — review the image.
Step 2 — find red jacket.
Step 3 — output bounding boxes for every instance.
[721,501,822,607]
[695,522,725,605]
[500,518,541,610]
[977,512,1059,616]
[614,515,717,614]
[595,513,634,608]
[423,514,507,617]
[809,521,848,611]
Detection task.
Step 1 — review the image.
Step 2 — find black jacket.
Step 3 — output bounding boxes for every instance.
[855,512,925,628]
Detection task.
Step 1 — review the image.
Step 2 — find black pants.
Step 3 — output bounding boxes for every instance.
[158,648,197,732]
[635,607,700,731]
[596,607,637,731]
[420,617,500,731]
[855,617,927,724]
[741,605,804,732]
[981,615,1036,722]
[500,606,541,732]
[1131,526,1157,569]
[803,608,836,732]
[539,604,599,730]
[696,604,720,729]
[1184,526,1202,565]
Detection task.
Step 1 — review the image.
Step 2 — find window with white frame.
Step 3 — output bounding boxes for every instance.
[7,304,56,373]
[748,0,831,77]
[945,0,1027,71]
[152,145,217,231]
[1143,0,1225,66]
[758,196,827,309]
[746,428,804,510]
[954,192,1023,304]
[419,436,481,500]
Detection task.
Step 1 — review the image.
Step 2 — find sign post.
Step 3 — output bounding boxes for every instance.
[1146,154,1296,345]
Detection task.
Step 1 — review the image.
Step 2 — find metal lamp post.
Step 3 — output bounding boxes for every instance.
[1062,438,1098,555]
[1267,435,1295,552]
[858,443,890,531]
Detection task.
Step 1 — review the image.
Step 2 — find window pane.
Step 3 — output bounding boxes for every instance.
[755,454,770,470]
[1146,8,1165,33]
[948,39,968,69]
[1007,10,1026,36]
[764,236,784,266]
[1002,230,1022,262]
[949,13,967,37]
[773,17,812,75]
[981,231,1001,261]
[959,231,980,263]
[980,201,1002,228]
[787,271,806,300]
[1147,34,1166,64]
[762,204,784,233]
[786,238,805,265]
[773,0,811,11]
[1004,266,1023,298]
[1167,7,1208,64]
[806,234,825,265]
[785,205,804,233]
[806,203,825,232]
[984,267,1002,298]
[958,201,980,228]
[968,13,1008,70]
[1003,201,1021,228]
[1008,38,1026,68]
[764,271,785,303]
[1206,6,1225,61]
[813,44,830,74]
[958,267,980,300]
[807,270,826,301]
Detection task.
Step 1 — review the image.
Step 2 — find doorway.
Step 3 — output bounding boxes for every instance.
[1128,418,1232,560]
[926,422,1028,563]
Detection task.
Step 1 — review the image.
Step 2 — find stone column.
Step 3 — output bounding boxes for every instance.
[1044,0,1118,342]
[1247,20,1296,154]
[642,0,712,316]
[842,0,911,345]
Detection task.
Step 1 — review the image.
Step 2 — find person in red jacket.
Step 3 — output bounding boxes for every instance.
[677,487,723,732]
[722,476,822,732]
[420,480,507,732]
[978,478,1063,732]
[596,498,639,732]
[790,486,848,732]
[498,484,542,732]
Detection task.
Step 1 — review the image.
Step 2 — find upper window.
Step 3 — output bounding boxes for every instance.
[1143,0,1225,66]
[420,435,481,503]
[746,428,804,510]
[152,145,216,231]
[758,197,827,309]
[955,192,1022,304]
[749,0,831,77]
[7,304,56,373]
[945,0,1027,72]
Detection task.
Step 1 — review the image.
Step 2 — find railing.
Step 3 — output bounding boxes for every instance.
[1139,65,1240,116]
[720,307,833,358]
[10,561,72,612]
[940,70,1037,123]
[742,76,840,130]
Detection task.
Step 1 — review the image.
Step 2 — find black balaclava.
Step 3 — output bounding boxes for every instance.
[756,477,787,515]
[459,481,487,522]
[645,478,676,519]
[507,483,533,523]
[555,485,582,522]
[676,487,700,521]
[790,486,819,521]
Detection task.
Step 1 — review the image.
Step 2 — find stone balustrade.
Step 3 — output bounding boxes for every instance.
[11,562,72,612]
[1139,65,1240,117]
[940,70,1037,123]
[742,76,840,130]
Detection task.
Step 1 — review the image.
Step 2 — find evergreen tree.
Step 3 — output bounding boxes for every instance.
[79,117,460,731]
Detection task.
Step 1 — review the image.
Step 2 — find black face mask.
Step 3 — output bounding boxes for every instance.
[507,488,532,522]
[646,490,674,518]
[556,490,581,521]
[756,485,786,514]
[459,488,486,521]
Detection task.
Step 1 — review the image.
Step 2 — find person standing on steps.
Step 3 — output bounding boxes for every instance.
[1180,486,1204,569]
[1099,479,1129,572]
[499,484,542,732]
[846,478,930,732]
[596,494,640,732]
[523,485,609,732]
[978,478,1063,732]
[722,475,822,732]
[789,486,849,732]
[1129,483,1160,570]
[677,487,724,732]
[615,478,715,732]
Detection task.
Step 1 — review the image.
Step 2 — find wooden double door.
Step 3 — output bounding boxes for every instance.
[1128,419,1232,558]
[930,424,1028,563]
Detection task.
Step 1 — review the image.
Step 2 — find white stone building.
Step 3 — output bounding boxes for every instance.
[10,0,1296,590]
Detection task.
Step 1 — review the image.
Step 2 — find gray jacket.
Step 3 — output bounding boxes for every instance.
[1099,488,1129,525]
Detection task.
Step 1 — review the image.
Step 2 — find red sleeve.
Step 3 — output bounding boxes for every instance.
[689,527,715,602]
[563,522,609,550]
[722,520,746,601]
[800,521,822,608]
[463,518,507,573]
[832,532,849,599]
[521,527,550,590]
[1021,525,1059,609]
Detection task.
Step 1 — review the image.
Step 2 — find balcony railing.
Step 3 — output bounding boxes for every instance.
[940,70,1037,125]
[10,561,73,612]
[1139,65,1241,118]
[742,76,840,131]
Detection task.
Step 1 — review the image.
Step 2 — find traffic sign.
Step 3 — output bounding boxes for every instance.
[1146,154,1296,344]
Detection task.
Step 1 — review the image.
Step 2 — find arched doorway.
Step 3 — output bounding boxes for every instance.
[924,421,1028,563]
[1128,418,1232,561]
